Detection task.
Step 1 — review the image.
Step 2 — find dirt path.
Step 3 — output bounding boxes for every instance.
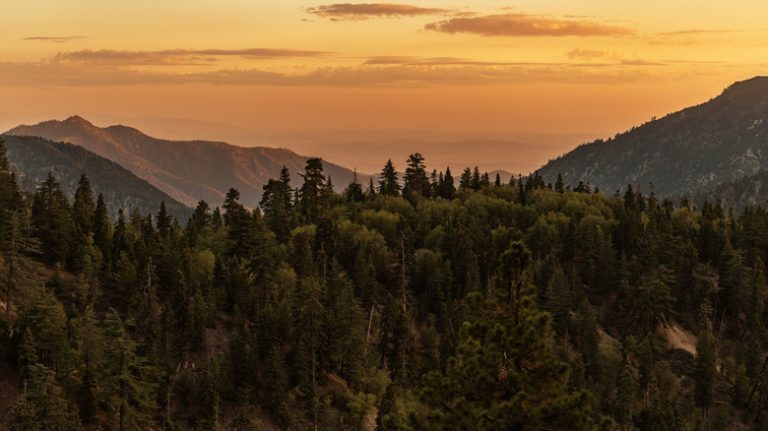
[664,324,697,355]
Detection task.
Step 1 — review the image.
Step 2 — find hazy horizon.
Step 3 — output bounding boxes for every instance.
[4,1,767,173]
[2,112,606,174]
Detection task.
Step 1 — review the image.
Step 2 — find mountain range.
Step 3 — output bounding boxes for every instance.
[538,76,768,204]
[7,116,366,209]
[2,135,190,219]
[7,77,768,212]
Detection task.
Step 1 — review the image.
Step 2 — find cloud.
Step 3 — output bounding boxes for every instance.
[566,49,664,66]
[364,56,561,67]
[656,29,734,37]
[22,36,87,43]
[425,13,633,37]
[53,48,330,66]
[0,59,665,88]
[566,49,612,60]
[307,3,451,20]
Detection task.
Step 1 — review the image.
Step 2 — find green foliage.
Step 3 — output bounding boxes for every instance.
[4,142,768,430]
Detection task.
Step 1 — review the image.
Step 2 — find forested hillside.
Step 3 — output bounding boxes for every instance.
[1,134,190,220]
[1,141,767,430]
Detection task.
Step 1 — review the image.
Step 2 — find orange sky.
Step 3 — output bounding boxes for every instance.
[2,1,767,173]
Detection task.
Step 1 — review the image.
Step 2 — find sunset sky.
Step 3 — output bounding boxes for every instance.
[3,1,767,173]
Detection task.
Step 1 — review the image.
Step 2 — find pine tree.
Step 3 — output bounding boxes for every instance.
[93,193,112,259]
[156,202,172,238]
[553,174,564,193]
[112,209,130,264]
[22,363,80,430]
[74,306,104,426]
[292,276,326,429]
[378,159,401,197]
[694,324,717,414]
[574,299,601,381]
[73,174,96,234]
[480,172,491,188]
[377,383,408,431]
[0,138,23,228]
[471,167,481,190]
[628,267,675,340]
[298,158,327,222]
[102,308,157,431]
[497,241,532,307]
[223,188,254,257]
[261,166,296,241]
[439,167,456,199]
[185,200,211,246]
[614,357,638,428]
[31,172,75,265]
[415,292,599,430]
[263,345,290,421]
[403,153,430,201]
[344,170,365,203]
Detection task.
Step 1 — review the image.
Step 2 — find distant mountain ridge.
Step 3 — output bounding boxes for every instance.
[2,135,190,219]
[7,116,368,208]
[537,76,768,199]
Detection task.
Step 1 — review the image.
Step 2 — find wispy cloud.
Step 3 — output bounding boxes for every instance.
[307,3,452,20]
[0,59,666,88]
[566,49,664,66]
[53,48,331,66]
[425,13,633,37]
[566,49,612,60]
[364,56,561,66]
[649,29,737,46]
[657,29,735,37]
[22,36,87,43]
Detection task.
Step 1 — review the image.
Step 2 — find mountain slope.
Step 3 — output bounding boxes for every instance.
[691,169,768,209]
[7,116,367,208]
[2,135,191,219]
[538,76,768,196]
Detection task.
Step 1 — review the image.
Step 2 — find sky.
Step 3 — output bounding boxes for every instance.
[2,1,767,173]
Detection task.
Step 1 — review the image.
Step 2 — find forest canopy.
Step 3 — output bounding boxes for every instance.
[0,141,765,430]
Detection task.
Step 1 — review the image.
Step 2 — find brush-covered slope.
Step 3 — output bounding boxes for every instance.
[538,77,768,196]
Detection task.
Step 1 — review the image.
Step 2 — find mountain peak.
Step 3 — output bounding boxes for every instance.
[62,115,95,127]
[720,76,768,100]
[6,117,367,208]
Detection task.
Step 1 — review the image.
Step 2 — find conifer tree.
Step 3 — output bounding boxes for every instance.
[73,174,96,234]
[31,172,75,265]
[298,158,327,222]
[102,308,156,431]
[694,324,717,414]
[555,173,565,193]
[378,159,401,197]
[22,363,79,430]
[415,291,599,430]
[344,170,365,203]
[458,167,472,191]
[261,166,296,241]
[93,193,112,259]
[403,153,429,201]
[0,139,22,227]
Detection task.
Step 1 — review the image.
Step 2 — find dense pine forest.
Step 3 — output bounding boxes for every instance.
[2,138,768,431]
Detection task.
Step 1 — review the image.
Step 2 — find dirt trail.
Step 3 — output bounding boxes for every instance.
[664,324,697,355]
